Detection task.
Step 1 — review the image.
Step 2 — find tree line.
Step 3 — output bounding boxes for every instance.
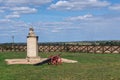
[0,40,120,46]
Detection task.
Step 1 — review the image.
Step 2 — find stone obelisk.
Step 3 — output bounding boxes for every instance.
[27,28,40,62]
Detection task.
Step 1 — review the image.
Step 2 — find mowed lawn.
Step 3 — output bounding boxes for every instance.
[0,52,120,80]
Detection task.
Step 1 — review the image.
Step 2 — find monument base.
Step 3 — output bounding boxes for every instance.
[5,58,47,64]
[26,57,41,62]
[5,58,77,65]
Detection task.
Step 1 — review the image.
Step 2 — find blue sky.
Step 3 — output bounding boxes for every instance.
[0,0,120,43]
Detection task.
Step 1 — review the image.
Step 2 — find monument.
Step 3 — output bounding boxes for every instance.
[26,28,40,62]
[5,27,77,65]
[5,27,42,64]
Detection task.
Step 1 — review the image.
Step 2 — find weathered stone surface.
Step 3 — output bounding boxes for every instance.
[27,27,40,60]
[27,37,38,58]
[61,58,78,63]
[5,58,47,64]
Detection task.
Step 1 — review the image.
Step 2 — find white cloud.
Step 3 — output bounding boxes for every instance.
[64,14,120,33]
[5,14,20,19]
[5,0,28,5]
[0,7,9,13]
[0,34,10,37]
[51,29,60,33]
[3,7,37,19]
[66,14,93,21]
[0,9,4,12]
[49,0,110,10]
[0,19,29,37]
[30,0,52,5]
[3,0,52,6]
[0,19,11,23]
[0,0,51,19]
[0,13,120,42]
[109,4,120,10]
[11,7,37,14]
[34,14,120,36]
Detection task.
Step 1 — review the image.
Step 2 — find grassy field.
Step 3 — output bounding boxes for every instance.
[0,52,120,80]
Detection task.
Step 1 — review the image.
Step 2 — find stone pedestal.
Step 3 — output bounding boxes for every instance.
[26,28,40,61]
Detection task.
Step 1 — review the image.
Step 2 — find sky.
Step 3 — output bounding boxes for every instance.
[0,0,120,43]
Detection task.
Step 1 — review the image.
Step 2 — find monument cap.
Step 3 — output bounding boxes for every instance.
[28,27,36,36]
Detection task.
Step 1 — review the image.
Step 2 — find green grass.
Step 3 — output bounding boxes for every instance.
[1,52,120,80]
